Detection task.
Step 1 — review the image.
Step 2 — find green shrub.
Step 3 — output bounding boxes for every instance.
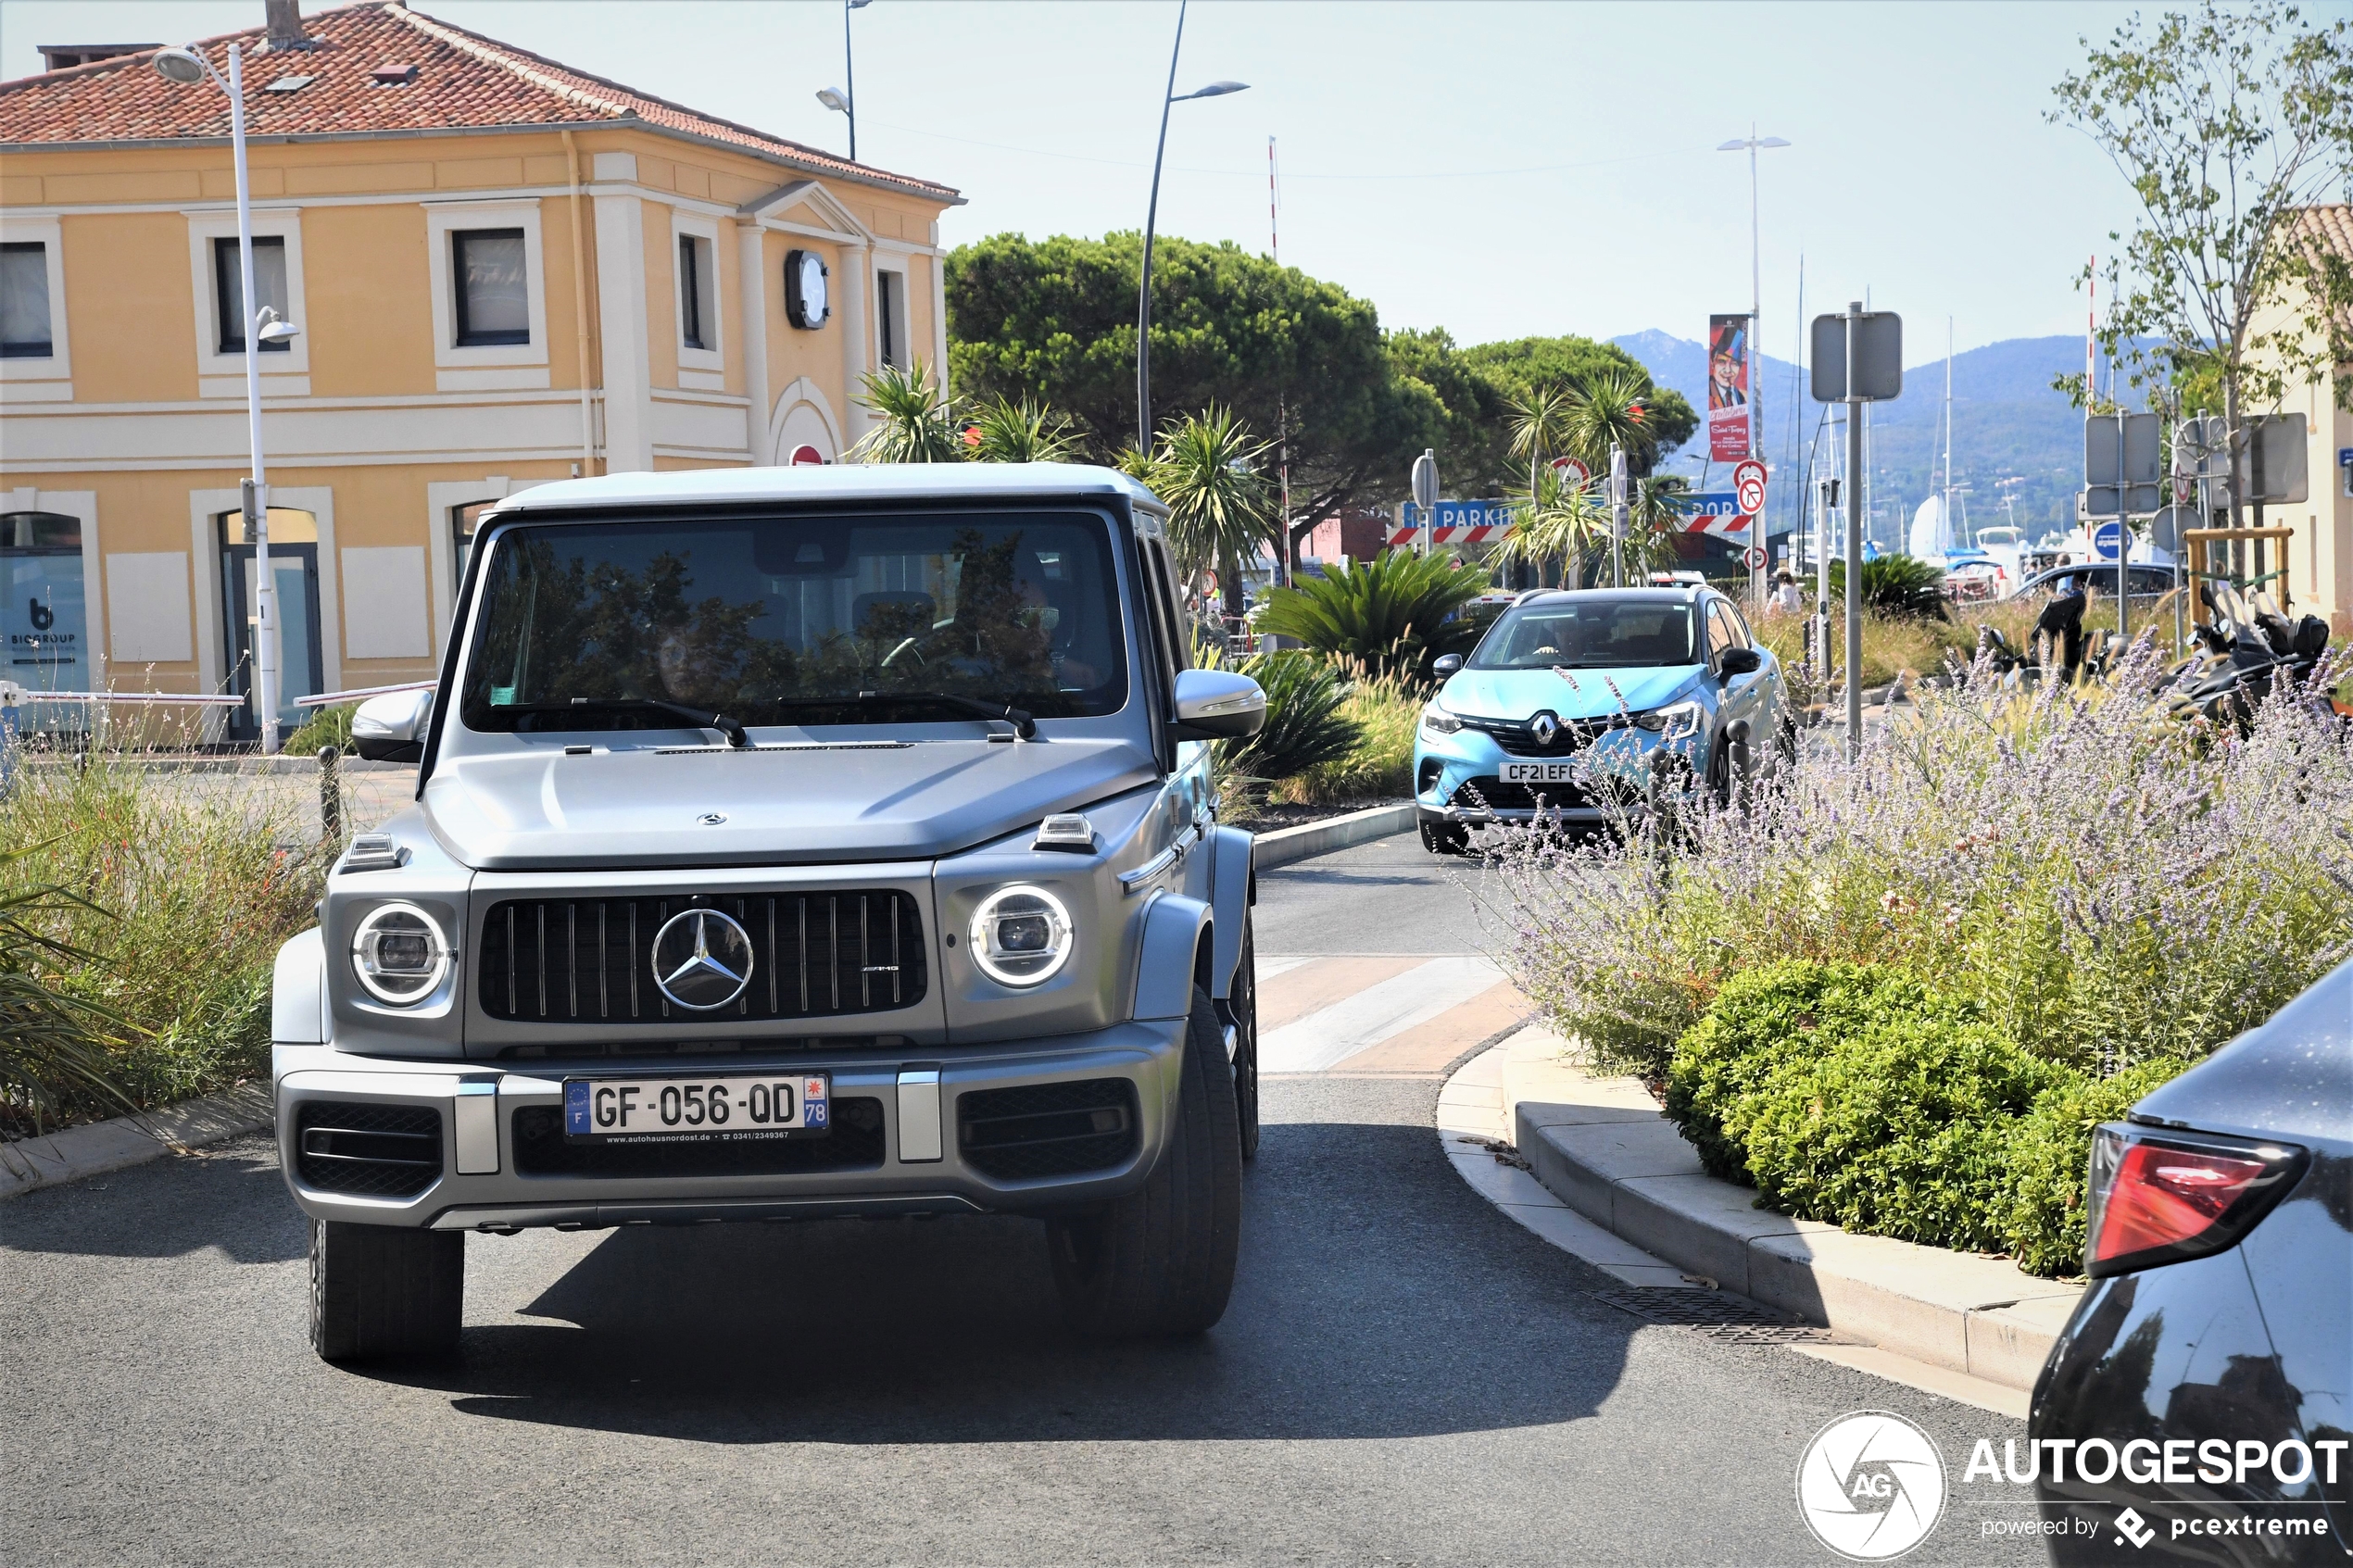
[1253,550,1488,684]
[2001,1056,2190,1275]
[1826,554,1949,621]
[1285,666,1422,804]
[1223,651,1357,786]
[283,702,357,757]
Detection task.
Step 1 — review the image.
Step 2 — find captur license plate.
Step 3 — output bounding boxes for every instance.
[1499,761,1579,784]
[562,1073,829,1143]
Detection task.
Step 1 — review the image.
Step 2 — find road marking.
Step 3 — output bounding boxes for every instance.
[1253,954,1430,1035]
[1327,980,1530,1074]
[1257,955,1504,1073]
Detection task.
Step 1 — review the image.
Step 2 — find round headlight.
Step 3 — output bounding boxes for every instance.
[351,902,453,1005]
[967,884,1074,987]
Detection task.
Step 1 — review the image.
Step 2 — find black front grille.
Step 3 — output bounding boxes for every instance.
[479,892,926,1025]
[510,1098,887,1177]
[958,1078,1139,1181]
[295,1101,443,1198]
[1451,775,1591,812]
[1460,715,1607,759]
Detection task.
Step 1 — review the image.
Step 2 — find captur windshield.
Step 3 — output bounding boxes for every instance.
[1469,597,1697,670]
[459,511,1127,734]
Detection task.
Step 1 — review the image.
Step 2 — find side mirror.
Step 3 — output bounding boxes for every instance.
[352,687,434,763]
[1170,667,1265,741]
[1432,654,1464,677]
[1718,646,1763,677]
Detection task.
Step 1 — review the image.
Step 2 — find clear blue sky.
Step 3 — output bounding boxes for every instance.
[3,1,2151,363]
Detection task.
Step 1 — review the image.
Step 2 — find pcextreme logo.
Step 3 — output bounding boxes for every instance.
[1796,1411,1947,1561]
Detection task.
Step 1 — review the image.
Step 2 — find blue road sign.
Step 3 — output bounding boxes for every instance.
[1400,499,1515,532]
[2093,521,2125,560]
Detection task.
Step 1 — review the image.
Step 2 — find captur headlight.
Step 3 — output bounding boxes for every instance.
[968,884,1074,987]
[1634,699,1704,742]
[1421,702,1463,735]
[351,902,453,1005]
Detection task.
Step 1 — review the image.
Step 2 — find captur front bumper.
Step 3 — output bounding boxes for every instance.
[273,1021,1185,1230]
[1412,718,1701,826]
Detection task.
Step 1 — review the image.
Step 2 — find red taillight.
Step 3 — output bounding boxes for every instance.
[2085,1126,2306,1277]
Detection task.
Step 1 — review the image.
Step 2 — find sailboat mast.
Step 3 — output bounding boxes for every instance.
[1944,317,1954,549]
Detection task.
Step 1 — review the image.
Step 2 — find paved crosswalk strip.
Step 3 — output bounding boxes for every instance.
[1256,953,1529,1076]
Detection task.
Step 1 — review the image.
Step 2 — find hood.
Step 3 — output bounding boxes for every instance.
[1439,665,1703,722]
[421,737,1159,870]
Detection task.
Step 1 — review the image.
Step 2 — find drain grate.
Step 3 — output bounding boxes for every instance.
[1589,1287,1836,1344]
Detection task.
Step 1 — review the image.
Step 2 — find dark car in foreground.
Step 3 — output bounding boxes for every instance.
[2032,958,2351,1564]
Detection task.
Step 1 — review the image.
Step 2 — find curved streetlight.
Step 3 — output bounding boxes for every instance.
[1137,0,1246,452]
[154,43,301,753]
[815,0,875,160]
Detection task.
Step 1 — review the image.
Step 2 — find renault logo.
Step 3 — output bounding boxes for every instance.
[1530,711,1560,747]
[650,908,755,1010]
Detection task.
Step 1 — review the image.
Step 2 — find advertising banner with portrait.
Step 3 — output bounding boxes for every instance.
[1706,312,1753,462]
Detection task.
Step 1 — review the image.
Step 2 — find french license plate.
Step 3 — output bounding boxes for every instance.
[1499,761,1579,785]
[562,1073,829,1143]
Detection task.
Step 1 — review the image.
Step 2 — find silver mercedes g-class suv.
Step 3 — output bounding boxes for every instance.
[272,464,1267,1361]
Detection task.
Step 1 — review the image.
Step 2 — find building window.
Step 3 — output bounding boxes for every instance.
[875,268,906,370]
[452,500,497,582]
[678,234,714,352]
[452,228,529,346]
[3,510,89,702]
[212,235,290,354]
[1,244,53,358]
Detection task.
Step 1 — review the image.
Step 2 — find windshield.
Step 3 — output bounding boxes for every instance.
[1469,598,1697,670]
[459,511,1127,734]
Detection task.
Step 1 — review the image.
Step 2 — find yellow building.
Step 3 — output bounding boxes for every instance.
[0,0,961,739]
[2269,207,2353,637]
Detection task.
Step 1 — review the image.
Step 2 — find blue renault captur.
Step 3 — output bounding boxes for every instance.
[1412,585,1789,852]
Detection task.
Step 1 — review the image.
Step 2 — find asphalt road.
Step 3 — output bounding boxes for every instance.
[4,833,2046,1568]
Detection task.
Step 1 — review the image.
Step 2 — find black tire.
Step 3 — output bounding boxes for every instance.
[1419,816,1470,855]
[1227,917,1260,1163]
[1047,984,1242,1337]
[309,1218,463,1362]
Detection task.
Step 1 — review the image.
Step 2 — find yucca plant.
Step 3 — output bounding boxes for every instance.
[1505,384,1577,495]
[960,394,1086,464]
[1828,554,1950,621]
[1253,549,1488,685]
[1563,365,1660,472]
[1223,650,1359,788]
[0,849,137,1136]
[1629,474,1697,578]
[1141,406,1276,618]
[1495,458,1609,587]
[845,359,962,463]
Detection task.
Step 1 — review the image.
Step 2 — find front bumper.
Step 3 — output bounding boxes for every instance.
[274,1020,1186,1230]
[1412,721,1698,826]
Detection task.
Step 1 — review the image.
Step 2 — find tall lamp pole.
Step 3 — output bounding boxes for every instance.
[1718,128,1788,608]
[155,42,299,753]
[1137,0,1246,451]
[818,0,874,160]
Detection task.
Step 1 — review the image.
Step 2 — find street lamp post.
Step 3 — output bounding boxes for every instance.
[155,42,299,753]
[818,0,875,162]
[1137,0,1246,452]
[1718,127,1788,611]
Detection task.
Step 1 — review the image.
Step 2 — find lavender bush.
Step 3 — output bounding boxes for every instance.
[1481,643,2353,1085]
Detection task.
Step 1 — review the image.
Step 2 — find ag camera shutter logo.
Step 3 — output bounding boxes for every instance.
[1796,1411,1947,1560]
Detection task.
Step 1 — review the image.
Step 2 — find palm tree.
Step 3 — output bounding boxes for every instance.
[1562,365,1660,473]
[1496,456,1609,587]
[1144,406,1276,619]
[1629,474,1695,578]
[961,394,1086,463]
[1504,385,1577,495]
[845,359,961,463]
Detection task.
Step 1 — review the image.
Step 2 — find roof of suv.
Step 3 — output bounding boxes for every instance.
[493,463,1166,517]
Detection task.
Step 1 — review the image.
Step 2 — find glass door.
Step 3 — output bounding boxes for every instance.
[217,508,322,743]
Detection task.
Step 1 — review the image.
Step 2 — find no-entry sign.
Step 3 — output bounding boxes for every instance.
[1733,459,1768,518]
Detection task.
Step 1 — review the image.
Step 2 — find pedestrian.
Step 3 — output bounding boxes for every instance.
[1772,570,1803,614]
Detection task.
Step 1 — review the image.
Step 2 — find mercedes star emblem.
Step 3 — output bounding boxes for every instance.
[650,908,755,1010]
[1530,711,1560,748]
[697,811,728,826]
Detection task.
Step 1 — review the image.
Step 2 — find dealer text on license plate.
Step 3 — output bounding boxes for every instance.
[1499,761,1579,784]
[562,1073,829,1142]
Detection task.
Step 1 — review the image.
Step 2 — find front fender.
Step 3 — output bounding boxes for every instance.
[271,927,327,1046]
[1132,892,1210,1021]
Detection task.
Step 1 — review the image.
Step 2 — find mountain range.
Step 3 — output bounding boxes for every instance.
[1613,328,2093,546]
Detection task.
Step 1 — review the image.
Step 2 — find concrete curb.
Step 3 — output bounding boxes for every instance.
[0,1082,274,1200]
[1252,801,1416,870]
[1495,1025,2083,1393]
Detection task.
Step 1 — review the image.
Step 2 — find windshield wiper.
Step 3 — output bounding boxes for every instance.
[499,697,750,748]
[849,691,1037,739]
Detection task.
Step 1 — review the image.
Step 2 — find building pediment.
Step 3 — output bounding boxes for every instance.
[736,179,871,245]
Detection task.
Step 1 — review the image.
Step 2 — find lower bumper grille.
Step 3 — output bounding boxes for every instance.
[957,1079,1139,1181]
[510,1098,887,1178]
[296,1101,444,1198]
[1451,775,1592,812]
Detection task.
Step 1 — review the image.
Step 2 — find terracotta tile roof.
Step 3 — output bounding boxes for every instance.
[2286,204,2353,261]
[0,0,960,203]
